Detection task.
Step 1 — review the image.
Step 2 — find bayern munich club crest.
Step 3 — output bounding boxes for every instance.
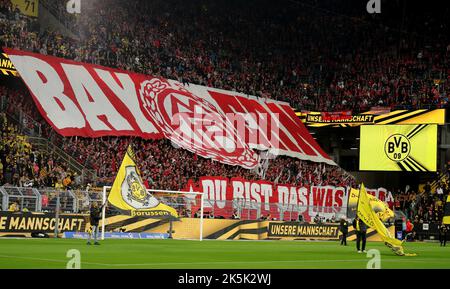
[139,78,258,168]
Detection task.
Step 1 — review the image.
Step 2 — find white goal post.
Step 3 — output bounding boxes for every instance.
[101,186,205,241]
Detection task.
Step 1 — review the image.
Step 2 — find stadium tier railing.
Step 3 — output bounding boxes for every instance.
[0,186,80,213]
[0,186,41,212]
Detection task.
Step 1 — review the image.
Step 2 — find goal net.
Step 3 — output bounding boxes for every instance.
[100,187,205,240]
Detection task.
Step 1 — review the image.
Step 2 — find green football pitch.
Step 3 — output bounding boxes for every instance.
[0,238,449,269]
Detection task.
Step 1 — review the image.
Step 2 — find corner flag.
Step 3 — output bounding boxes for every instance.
[108,145,178,218]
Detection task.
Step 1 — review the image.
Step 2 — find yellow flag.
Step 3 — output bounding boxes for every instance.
[348,188,394,222]
[444,195,450,225]
[108,145,178,218]
[357,183,410,256]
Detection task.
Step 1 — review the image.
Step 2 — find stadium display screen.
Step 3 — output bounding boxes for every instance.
[359,124,437,172]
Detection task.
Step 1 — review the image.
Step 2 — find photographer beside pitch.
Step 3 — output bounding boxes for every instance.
[87,202,106,245]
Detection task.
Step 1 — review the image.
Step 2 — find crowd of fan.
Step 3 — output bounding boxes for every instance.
[393,178,450,226]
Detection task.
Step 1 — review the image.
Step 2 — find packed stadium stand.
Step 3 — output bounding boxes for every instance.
[0,0,449,230]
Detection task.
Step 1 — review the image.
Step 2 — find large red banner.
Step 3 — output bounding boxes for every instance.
[182,176,393,221]
[5,48,333,168]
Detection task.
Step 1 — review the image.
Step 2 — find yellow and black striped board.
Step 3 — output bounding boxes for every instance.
[444,195,450,225]
[296,109,445,127]
[0,214,395,242]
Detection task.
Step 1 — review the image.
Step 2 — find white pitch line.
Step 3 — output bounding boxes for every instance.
[0,254,109,266]
[101,258,450,267]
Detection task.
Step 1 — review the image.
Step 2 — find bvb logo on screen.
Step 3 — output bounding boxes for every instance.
[384,134,411,161]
